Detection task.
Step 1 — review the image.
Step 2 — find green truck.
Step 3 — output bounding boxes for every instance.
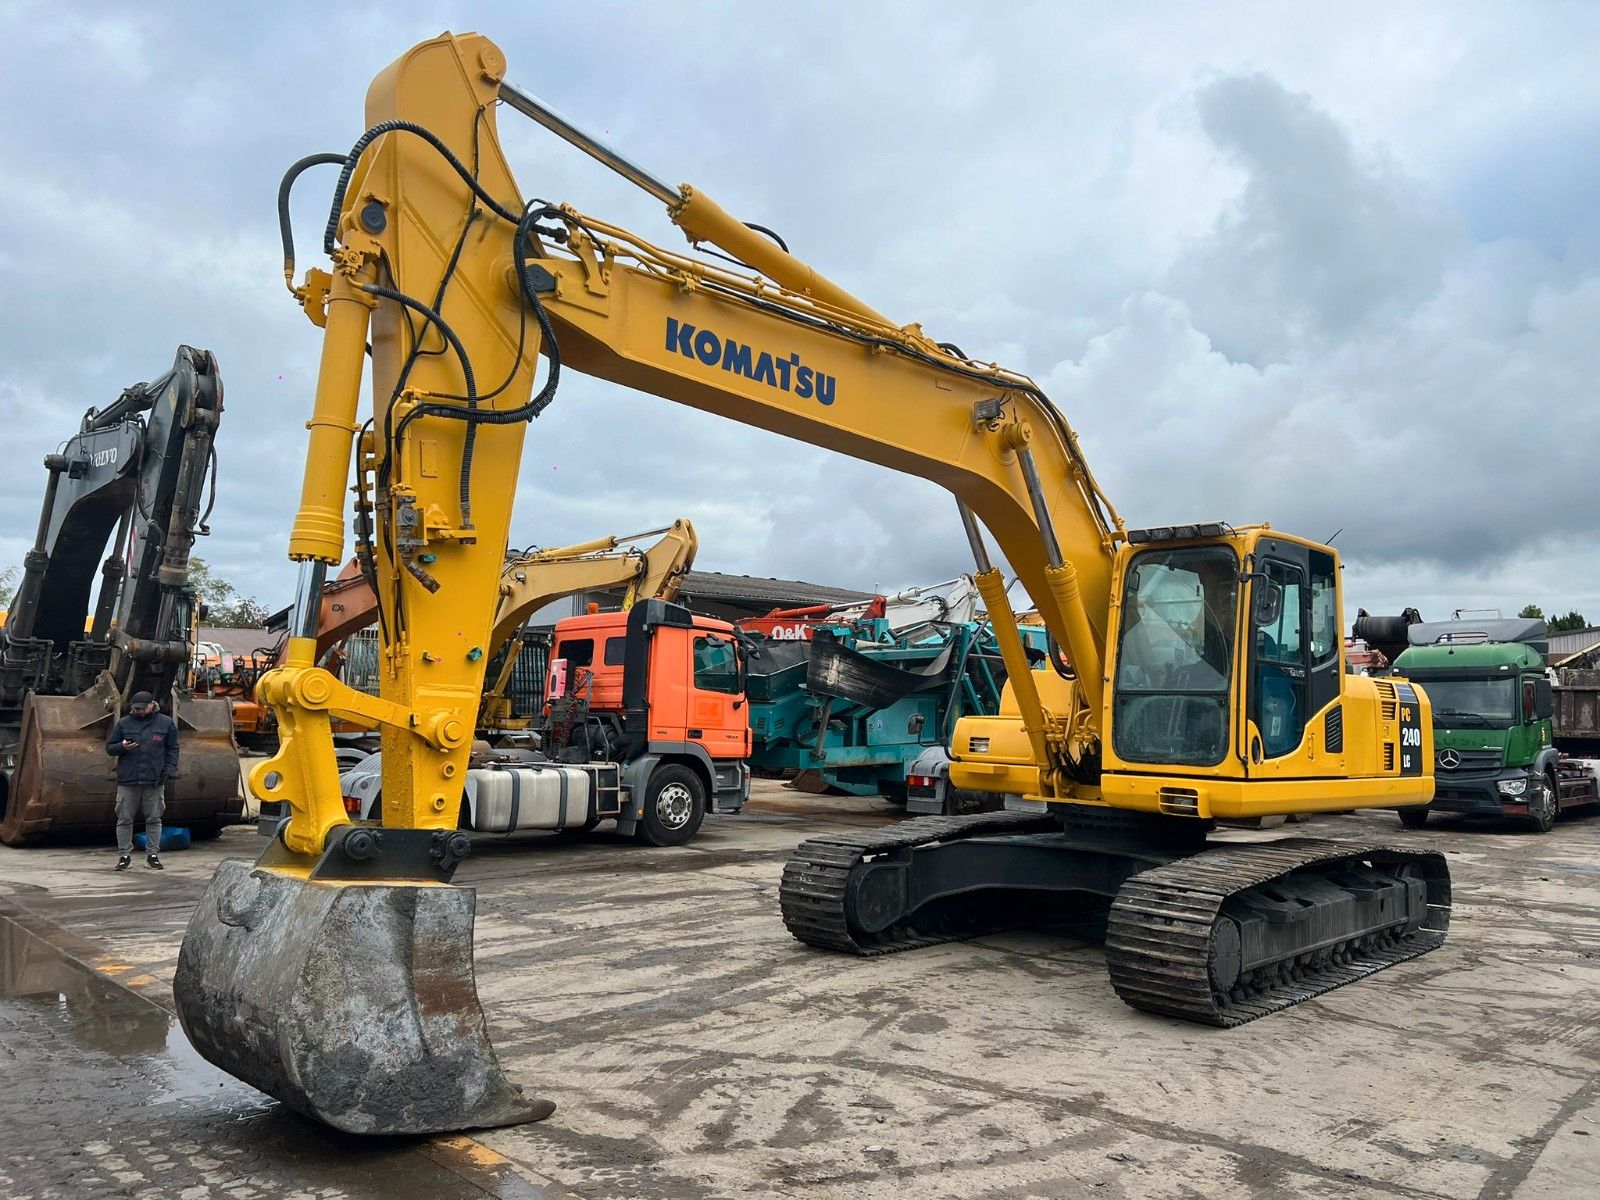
[1393,617,1600,831]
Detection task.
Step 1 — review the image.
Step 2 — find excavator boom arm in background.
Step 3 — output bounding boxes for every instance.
[0,347,240,847]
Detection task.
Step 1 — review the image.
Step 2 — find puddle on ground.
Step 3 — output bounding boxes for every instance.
[0,914,522,1198]
[0,913,271,1109]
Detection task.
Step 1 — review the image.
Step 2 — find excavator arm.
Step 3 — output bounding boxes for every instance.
[481,519,697,725]
[488,518,697,648]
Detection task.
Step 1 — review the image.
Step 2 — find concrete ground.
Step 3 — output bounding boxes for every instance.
[2,782,1598,1199]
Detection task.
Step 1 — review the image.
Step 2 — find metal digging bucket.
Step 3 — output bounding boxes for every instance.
[173,859,552,1134]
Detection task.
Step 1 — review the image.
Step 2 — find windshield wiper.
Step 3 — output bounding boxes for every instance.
[1434,708,1495,727]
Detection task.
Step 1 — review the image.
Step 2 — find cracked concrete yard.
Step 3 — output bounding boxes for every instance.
[2,782,1597,1199]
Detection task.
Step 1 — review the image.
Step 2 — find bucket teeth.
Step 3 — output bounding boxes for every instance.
[174,859,551,1134]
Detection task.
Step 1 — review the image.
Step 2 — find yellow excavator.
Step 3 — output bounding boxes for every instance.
[174,33,1449,1135]
[479,519,697,728]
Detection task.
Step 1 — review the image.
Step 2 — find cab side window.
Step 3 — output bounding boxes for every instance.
[693,636,741,694]
[1254,561,1307,758]
[1307,550,1340,714]
[603,637,627,666]
[558,638,594,668]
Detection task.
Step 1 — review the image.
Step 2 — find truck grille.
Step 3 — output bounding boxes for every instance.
[1436,749,1501,773]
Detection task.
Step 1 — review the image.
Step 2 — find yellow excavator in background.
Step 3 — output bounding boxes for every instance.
[226,519,697,745]
[479,518,697,728]
[174,33,1449,1135]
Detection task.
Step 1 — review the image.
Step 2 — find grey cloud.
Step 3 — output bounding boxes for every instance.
[0,4,1595,628]
[1168,73,1453,363]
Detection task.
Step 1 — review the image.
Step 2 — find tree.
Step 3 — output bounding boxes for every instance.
[0,565,16,609]
[189,557,271,628]
[1517,604,1588,632]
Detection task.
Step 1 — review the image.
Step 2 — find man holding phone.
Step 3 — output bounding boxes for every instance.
[105,690,180,871]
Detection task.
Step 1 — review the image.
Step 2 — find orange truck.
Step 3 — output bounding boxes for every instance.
[541,600,750,841]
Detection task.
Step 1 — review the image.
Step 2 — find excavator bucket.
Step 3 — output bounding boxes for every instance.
[173,857,551,1135]
[0,691,241,845]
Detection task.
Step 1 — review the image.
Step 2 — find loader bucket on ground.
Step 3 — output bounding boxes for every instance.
[173,858,552,1135]
[0,691,241,845]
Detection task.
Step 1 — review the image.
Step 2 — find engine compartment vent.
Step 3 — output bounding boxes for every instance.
[1375,680,1399,722]
[1158,787,1200,817]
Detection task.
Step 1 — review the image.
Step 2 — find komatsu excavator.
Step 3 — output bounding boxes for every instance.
[0,348,241,844]
[174,33,1449,1135]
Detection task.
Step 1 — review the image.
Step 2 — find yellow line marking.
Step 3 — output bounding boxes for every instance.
[435,1135,515,1169]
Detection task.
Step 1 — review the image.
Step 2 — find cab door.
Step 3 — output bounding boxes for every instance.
[1244,541,1341,775]
[688,631,750,757]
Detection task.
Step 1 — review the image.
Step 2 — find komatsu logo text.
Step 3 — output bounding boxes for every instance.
[666,318,836,405]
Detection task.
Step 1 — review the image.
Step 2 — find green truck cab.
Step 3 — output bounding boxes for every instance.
[1393,620,1561,831]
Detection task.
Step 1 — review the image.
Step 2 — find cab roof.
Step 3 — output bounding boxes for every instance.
[553,610,733,636]
[1395,640,1546,672]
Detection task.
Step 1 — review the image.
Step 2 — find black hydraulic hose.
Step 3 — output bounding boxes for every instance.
[325,121,521,255]
[362,284,479,527]
[199,443,219,532]
[393,212,563,431]
[278,152,347,289]
[744,222,789,252]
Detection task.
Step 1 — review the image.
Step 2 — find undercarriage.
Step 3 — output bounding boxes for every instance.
[779,809,1451,1026]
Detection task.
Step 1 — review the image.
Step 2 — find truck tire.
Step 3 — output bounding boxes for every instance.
[636,764,705,847]
[1528,773,1558,833]
[1397,805,1429,829]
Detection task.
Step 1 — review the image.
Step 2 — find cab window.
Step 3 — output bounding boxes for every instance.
[603,636,626,666]
[693,635,741,694]
[1112,545,1239,766]
[1253,560,1307,758]
[557,638,594,668]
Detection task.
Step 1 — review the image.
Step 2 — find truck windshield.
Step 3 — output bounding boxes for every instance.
[1416,677,1517,727]
[1112,545,1239,766]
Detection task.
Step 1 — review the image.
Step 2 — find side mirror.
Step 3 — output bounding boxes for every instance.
[1534,678,1554,720]
[1252,582,1283,627]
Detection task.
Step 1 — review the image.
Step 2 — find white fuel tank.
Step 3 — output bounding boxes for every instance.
[468,764,593,832]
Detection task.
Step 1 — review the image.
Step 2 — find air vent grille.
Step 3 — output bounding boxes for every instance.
[1158,787,1200,817]
[1325,705,1344,754]
[1383,743,1395,772]
[1375,680,1398,722]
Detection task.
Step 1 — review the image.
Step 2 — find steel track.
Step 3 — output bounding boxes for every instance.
[778,817,1452,1026]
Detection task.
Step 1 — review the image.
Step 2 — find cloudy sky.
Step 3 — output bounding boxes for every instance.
[2,2,1597,625]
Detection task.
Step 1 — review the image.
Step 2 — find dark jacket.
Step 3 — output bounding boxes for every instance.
[106,711,180,786]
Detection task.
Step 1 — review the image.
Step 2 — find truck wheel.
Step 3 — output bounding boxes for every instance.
[636,764,705,847]
[1528,774,1558,833]
[1397,806,1429,829]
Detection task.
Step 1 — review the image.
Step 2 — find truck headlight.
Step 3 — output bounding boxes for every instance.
[1496,778,1528,796]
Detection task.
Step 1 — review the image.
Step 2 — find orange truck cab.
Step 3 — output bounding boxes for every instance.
[545,599,751,840]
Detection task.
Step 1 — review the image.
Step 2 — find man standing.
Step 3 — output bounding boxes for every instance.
[106,690,179,871]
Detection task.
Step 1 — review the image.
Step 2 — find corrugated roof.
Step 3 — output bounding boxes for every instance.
[676,570,872,608]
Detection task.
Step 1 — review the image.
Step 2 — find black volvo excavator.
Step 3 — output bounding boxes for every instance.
[0,346,242,844]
